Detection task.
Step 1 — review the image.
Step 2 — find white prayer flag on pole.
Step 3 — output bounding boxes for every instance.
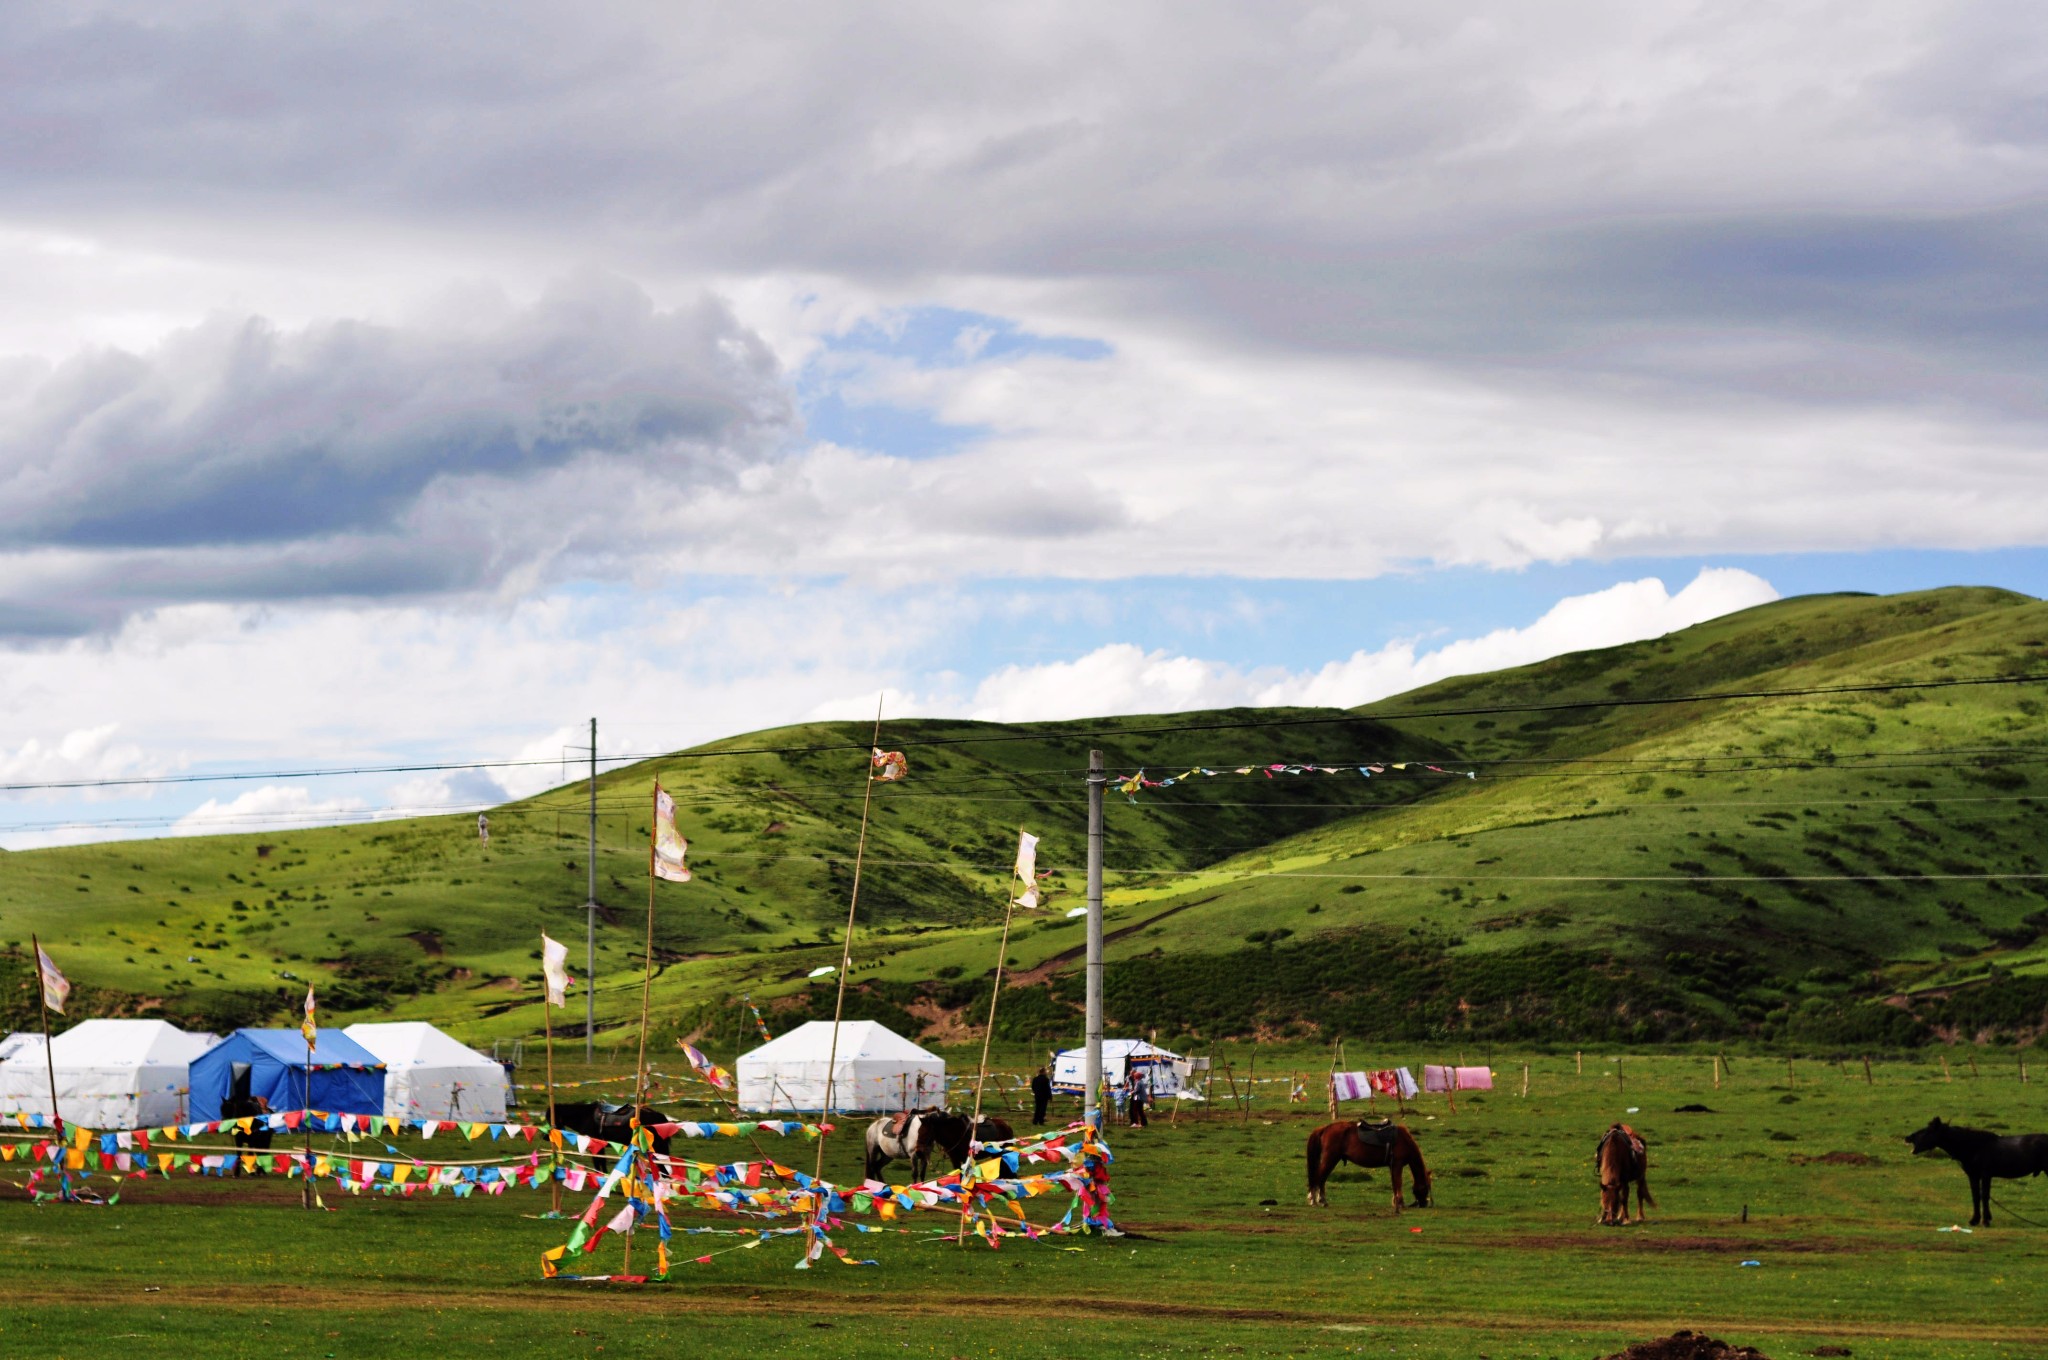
[36,945,69,1015]
[477,813,489,846]
[542,933,573,1007]
[652,783,691,883]
[1012,829,1041,908]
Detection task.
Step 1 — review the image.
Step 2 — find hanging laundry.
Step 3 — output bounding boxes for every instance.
[1368,1068,1419,1099]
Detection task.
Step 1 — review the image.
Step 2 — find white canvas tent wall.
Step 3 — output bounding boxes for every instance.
[1051,1039,1184,1097]
[0,1019,214,1127]
[342,1022,511,1122]
[0,1032,43,1064]
[736,1020,946,1114]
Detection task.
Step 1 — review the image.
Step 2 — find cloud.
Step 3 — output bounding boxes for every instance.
[0,273,793,634]
[963,568,1780,721]
[0,723,155,795]
[171,784,369,836]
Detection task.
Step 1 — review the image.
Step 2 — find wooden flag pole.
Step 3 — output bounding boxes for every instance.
[30,935,62,1152]
[301,1017,315,1210]
[622,781,663,1275]
[808,699,886,1264]
[545,982,561,1215]
[959,829,1024,1247]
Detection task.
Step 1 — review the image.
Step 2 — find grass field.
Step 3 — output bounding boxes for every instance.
[5,1048,2046,1359]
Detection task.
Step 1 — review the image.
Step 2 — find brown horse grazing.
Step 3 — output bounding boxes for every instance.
[1596,1123,1653,1225]
[1305,1120,1432,1212]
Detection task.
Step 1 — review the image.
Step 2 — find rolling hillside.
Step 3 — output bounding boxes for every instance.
[4,585,2047,1052]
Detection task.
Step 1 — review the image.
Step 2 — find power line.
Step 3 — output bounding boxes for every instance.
[4,668,2042,795]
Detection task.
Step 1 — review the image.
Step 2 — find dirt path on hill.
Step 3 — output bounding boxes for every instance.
[1012,897,1215,984]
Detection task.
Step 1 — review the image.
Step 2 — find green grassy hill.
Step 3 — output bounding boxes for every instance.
[5,585,2047,1053]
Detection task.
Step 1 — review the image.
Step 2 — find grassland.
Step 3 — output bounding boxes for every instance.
[4,1048,2046,1359]
[3,585,2047,1053]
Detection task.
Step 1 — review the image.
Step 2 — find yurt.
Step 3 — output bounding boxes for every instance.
[735,1020,945,1113]
[343,1022,511,1122]
[186,1029,385,1122]
[1050,1038,1184,1097]
[0,1019,215,1127]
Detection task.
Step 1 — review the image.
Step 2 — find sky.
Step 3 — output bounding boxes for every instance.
[4,2,2048,847]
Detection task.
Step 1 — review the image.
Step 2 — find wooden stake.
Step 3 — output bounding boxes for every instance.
[1616,1055,1624,1097]
[30,934,64,1194]
[1862,1056,1873,1085]
[1575,1050,1583,1076]
[1712,1054,1721,1090]
[1940,1053,1951,1083]
[1327,1036,1341,1121]
[1242,1048,1258,1125]
[1520,1062,1529,1098]
[1786,1056,1796,1085]
[1969,1054,1979,1079]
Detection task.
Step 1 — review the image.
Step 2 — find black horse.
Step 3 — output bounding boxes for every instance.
[552,1102,675,1174]
[1905,1116,2048,1225]
[915,1111,1017,1174]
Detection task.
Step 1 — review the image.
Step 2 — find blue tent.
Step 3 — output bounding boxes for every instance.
[186,1029,386,1123]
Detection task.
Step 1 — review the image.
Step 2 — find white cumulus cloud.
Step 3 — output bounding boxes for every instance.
[964,568,1780,721]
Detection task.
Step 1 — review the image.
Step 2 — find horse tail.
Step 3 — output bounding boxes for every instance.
[1305,1127,1324,1191]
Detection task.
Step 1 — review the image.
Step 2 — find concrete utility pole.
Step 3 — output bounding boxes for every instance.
[1084,749,1105,1129]
[586,716,597,1063]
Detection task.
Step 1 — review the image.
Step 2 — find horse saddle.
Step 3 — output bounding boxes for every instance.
[1352,1119,1398,1148]
[885,1111,913,1138]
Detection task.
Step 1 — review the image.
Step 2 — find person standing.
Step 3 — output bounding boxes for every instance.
[1030,1066,1053,1125]
[1128,1074,1150,1129]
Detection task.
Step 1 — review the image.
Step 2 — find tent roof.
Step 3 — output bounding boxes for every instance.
[739,1020,940,1065]
[218,1028,385,1069]
[1055,1039,1181,1061]
[46,1019,213,1066]
[0,1032,44,1062]
[343,1022,500,1068]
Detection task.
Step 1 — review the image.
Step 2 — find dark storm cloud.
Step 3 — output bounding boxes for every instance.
[0,272,795,633]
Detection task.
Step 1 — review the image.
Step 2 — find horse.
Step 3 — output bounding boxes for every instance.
[915,1111,1017,1176]
[1905,1116,2048,1226]
[223,1093,274,1176]
[1596,1123,1653,1225]
[864,1109,932,1182]
[552,1102,675,1175]
[1305,1119,1432,1212]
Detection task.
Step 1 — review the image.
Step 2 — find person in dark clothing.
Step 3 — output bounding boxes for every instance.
[1030,1066,1053,1125]
[1128,1075,1150,1129]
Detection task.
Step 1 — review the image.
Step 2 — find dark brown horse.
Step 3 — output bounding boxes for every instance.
[1596,1123,1653,1225]
[916,1111,1017,1174]
[1905,1117,2048,1226]
[1305,1120,1432,1212]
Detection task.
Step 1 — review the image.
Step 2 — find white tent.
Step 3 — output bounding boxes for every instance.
[342,1022,511,1122]
[1051,1039,1184,1097]
[0,1032,44,1064]
[736,1020,945,1114]
[0,1019,214,1128]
